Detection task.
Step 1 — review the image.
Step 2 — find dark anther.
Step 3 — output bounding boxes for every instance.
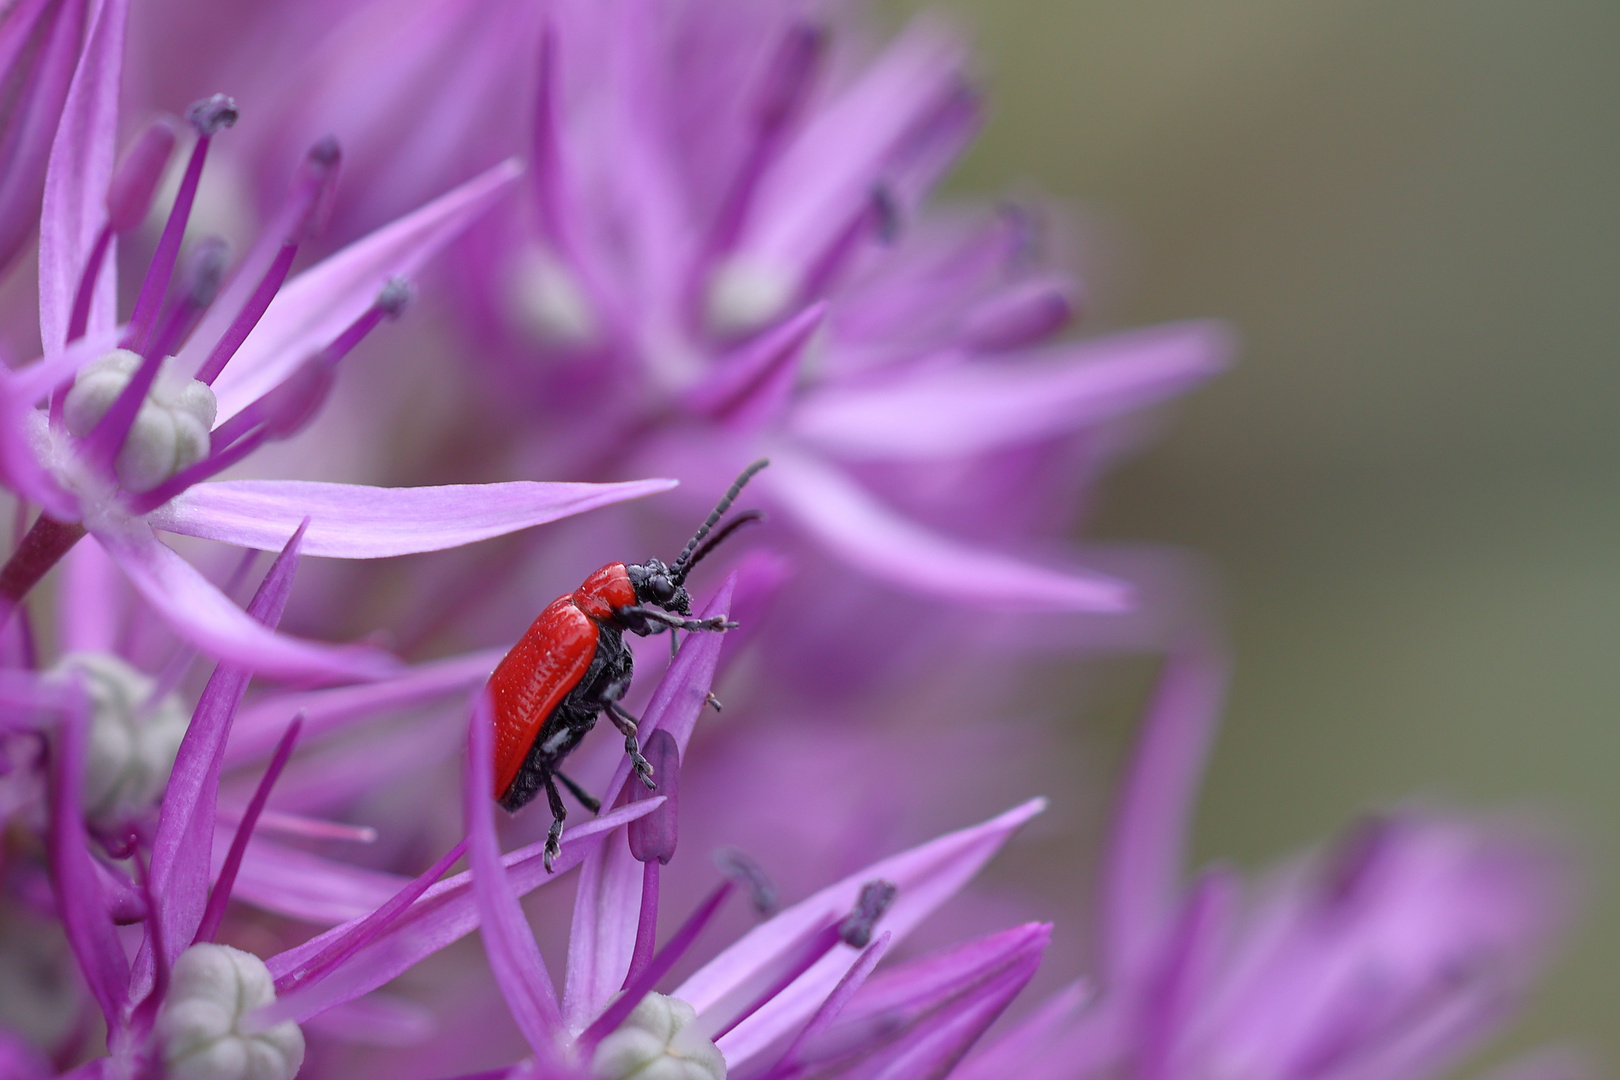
[181,238,231,307]
[378,278,415,318]
[187,94,239,136]
[838,879,898,948]
[307,135,342,169]
[715,847,778,916]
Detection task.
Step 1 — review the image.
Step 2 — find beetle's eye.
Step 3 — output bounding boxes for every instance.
[652,577,675,602]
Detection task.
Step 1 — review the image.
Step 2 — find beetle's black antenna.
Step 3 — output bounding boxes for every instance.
[671,458,769,584]
[681,510,764,580]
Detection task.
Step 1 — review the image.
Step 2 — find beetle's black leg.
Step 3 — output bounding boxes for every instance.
[621,606,737,634]
[706,692,723,712]
[543,773,567,872]
[669,627,679,658]
[556,770,601,814]
[605,701,657,789]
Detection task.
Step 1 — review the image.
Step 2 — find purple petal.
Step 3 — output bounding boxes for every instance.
[261,798,663,1024]
[950,980,1095,1080]
[35,0,125,352]
[194,715,304,945]
[46,679,129,1030]
[684,303,825,431]
[0,0,87,270]
[224,833,410,925]
[766,449,1132,611]
[562,827,645,1031]
[730,23,967,288]
[561,578,735,1027]
[827,950,1041,1080]
[134,524,309,998]
[1137,870,1238,1080]
[150,477,676,559]
[202,159,522,420]
[467,691,565,1053]
[93,520,398,683]
[791,322,1234,460]
[1101,639,1229,988]
[0,337,105,523]
[225,648,502,767]
[675,799,1045,1066]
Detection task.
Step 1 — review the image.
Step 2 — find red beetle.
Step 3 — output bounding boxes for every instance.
[486,459,768,869]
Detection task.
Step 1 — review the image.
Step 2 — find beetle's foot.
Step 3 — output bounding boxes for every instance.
[628,742,657,789]
[543,819,563,873]
[706,692,723,713]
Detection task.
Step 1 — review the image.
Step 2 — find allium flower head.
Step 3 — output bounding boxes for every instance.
[0,0,677,681]
[958,645,1577,1080]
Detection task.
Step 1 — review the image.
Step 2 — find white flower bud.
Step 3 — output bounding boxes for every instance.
[158,945,304,1080]
[51,653,187,829]
[591,993,725,1080]
[62,349,217,494]
[704,256,795,338]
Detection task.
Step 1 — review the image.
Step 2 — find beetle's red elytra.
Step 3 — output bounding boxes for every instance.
[485,459,769,870]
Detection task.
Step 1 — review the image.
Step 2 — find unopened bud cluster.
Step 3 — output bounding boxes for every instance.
[62,351,217,494]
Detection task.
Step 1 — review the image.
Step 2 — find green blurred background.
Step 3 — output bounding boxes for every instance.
[893,0,1620,1067]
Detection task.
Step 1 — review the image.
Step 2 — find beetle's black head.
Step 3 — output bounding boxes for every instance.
[627,558,692,616]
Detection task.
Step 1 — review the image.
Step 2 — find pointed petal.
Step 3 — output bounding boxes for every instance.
[37,0,126,352]
[93,519,398,683]
[226,832,411,926]
[225,649,502,767]
[684,304,824,432]
[791,322,1234,460]
[765,448,1131,611]
[467,690,565,1052]
[833,951,1040,1080]
[950,980,1096,1080]
[0,0,75,265]
[261,798,662,1024]
[204,159,522,420]
[135,525,310,997]
[47,680,129,1030]
[734,22,967,284]
[150,477,676,558]
[1102,639,1229,987]
[560,829,644,1032]
[675,800,1044,1063]
[562,579,735,1028]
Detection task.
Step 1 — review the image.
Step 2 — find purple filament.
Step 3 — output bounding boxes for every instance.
[579,879,736,1053]
[275,837,470,994]
[754,932,893,1080]
[626,860,661,986]
[193,241,298,385]
[122,133,215,357]
[64,223,114,345]
[193,714,303,946]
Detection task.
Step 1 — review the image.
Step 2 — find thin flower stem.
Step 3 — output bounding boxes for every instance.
[123,135,213,356]
[0,515,87,615]
[626,860,660,985]
[65,222,114,345]
[194,242,298,385]
[195,714,304,945]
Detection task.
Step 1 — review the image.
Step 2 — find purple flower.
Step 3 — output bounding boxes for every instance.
[230,582,1051,1079]
[208,0,1231,632]
[958,644,1577,1080]
[0,0,676,682]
